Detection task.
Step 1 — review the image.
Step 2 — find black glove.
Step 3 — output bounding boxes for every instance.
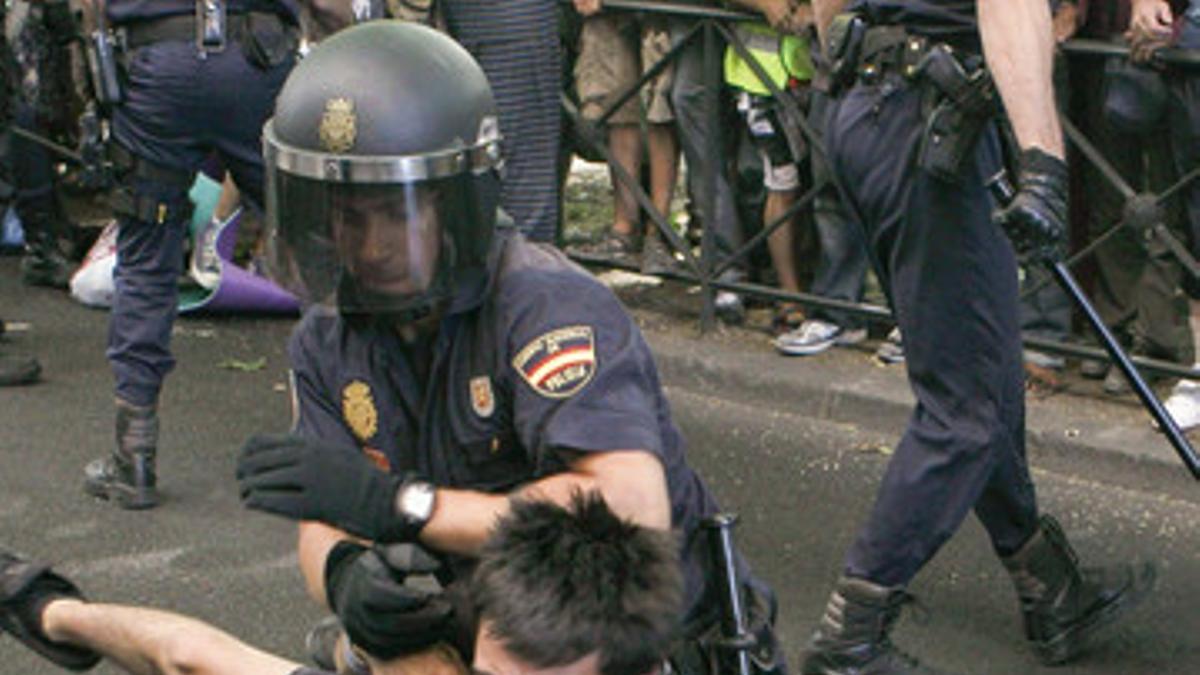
[236,433,419,542]
[992,148,1069,263]
[324,542,455,660]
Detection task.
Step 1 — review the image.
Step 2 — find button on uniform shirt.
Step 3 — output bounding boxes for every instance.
[288,231,721,619]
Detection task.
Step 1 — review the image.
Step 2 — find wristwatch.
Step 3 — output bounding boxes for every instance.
[393,477,437,534]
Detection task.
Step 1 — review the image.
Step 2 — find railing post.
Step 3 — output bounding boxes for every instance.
[698,19,721,333]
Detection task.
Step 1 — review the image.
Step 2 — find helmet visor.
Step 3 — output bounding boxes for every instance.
[266,168,454,315]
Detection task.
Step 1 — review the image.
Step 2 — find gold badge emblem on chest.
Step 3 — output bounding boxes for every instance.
[470,376,495,418]
[342,380,378,442]
[319,97,357,153]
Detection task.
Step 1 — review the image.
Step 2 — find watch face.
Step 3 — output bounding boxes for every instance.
[401,481,436,522]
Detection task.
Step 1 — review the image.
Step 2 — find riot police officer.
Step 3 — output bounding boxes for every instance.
[233,22,785,673]
[81,0,298,509]
[10,0,80,289]
[799,0,1156,672]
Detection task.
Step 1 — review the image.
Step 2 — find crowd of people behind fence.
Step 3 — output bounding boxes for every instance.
[563,0,1200,429]
[0,1,1193,675]
[1,0,1197,415]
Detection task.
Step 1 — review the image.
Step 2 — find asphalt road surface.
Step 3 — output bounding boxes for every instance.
[1,263,1196,674]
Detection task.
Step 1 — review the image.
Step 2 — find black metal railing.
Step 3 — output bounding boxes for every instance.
[558,0,1200,382]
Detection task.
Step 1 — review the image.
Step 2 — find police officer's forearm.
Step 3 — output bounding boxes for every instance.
[420,450,672,557]
[978,0,1064,158]
[812,0,852,54]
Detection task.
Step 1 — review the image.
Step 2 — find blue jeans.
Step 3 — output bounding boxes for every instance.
[808,91,869,330]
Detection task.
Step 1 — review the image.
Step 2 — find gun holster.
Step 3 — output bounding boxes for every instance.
[915,44,998,183]
[85,28,125,112]
[825,13,866,96]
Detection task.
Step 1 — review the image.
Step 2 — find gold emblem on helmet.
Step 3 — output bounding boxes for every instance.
[342,380,378,442]
[319,98,357,153]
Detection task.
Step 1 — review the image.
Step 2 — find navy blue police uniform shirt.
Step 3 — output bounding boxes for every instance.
[106,0,299,25]
[850,0,979,52]
[288,231,719,614]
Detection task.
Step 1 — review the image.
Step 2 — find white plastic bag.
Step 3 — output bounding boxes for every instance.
[69,220,119,308]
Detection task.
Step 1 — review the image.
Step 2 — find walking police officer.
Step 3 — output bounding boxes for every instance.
[233,22,785,673]
[81,0,298,509]
[799,0,1156,672]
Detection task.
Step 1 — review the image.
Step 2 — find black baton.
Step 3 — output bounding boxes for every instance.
[989,171,1200,480]
[703,513,754,675]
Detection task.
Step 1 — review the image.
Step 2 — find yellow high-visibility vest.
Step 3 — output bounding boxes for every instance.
[723,22,814,96]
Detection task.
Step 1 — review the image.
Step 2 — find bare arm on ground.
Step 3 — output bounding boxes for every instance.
[40,599,299,675]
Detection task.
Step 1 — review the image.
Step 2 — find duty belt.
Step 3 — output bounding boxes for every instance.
[837,22,999,181]
[119,11,279,51]
[855,26,929,83]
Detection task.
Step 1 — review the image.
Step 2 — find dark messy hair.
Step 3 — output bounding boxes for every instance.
[472,491,683,675]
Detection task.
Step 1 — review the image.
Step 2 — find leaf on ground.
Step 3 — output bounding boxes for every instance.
[218,357,267,372]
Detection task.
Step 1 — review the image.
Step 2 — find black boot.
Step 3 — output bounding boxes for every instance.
[83,399,159,509]
[19,213,73,289]
[0,351,40,386]
[802,577,953,675]
[0,318,41,386]
[1002,515,1156,665]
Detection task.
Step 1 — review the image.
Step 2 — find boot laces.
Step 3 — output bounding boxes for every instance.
[881,590,930,633]
[1040,516,1079,568]
[880,591,937,668]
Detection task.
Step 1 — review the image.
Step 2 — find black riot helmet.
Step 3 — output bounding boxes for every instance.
[263,21,502,318]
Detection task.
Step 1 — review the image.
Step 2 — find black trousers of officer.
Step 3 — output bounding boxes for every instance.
[107,36,292,407]
[825,73,1040,587]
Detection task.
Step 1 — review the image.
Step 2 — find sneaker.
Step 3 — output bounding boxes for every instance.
[1103,365,1131,395]
[875,327,905,364]
[19,250,73,289]
[776,319,867,356]
[1162,379,1200,431]
[1024,349,1066,371]
[1079,358,1110,379]
[189,217,222,289]
[714,291,745,325]
[1103,358,1165,395]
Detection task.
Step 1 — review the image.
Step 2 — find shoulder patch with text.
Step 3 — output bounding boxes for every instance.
[512,325,597,398]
